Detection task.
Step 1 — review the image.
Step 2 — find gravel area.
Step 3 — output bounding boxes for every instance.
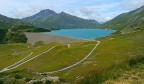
[25,32,88,44]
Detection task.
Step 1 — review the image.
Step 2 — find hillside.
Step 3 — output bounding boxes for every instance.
[0,14,50,32]
[101,6,144,34]
[0,29,144,83]
[104,62,144,84]
[23,9,99,29]
[0,14,51,44]
[0,14,29,29]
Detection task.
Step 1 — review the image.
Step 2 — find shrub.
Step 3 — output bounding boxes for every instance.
[0,28,7,43]
[59,78,65,82]
[34,41,45,47]
[129,56,144,67]
[33,81,43,84]
[45,80,52,84]
[14,74,23,79]
[0,80,3,84]
[79,64,125,84]
[32,28,50,32]
[5,31,27,43]
[25,78,32,82]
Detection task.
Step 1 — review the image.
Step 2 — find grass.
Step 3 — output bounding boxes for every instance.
[46,30,144,83]
[104,61,144,84]
[0,41,97,83]
[1,42,60,70]
[0,43,33,70]
[12,41,96,72]
[75,30,144,84]
[0,30,144,83]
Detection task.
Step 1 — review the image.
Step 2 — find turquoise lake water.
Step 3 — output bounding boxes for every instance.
[44,29,116,39]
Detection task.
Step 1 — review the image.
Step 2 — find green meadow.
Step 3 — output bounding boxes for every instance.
[0,30,144,84]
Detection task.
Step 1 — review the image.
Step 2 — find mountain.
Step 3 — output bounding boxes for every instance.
[101,6,144,34]
[23,9,99,29]
[0,14,50,32]
[0,14,51,43]
[0,14,29,29]
[23,9,58,21]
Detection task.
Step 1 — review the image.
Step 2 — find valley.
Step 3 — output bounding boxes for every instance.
[0,2,144,84]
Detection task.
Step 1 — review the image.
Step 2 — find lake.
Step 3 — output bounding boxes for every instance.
[44,29,116,39]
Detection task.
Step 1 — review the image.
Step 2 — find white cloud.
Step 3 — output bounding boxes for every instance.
[10,4,43,18]
[79,6,100,19]
[66,6,113,22]
[104,17,112,21]
[119,0,144,10]
[79,6,98,16]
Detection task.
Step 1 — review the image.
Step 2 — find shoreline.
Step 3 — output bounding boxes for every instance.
[25,32,89,44]
[42,32,94,41]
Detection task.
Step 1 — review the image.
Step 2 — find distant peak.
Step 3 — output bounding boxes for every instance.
[40,9,52,12]
[39,9,56,14]
[138,5,144,10]
[141,5,144,8]
[60,11,67,14]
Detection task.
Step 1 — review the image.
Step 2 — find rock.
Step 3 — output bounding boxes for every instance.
[27,76,59,84]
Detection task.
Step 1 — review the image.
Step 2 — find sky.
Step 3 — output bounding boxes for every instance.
[0,0,144,22]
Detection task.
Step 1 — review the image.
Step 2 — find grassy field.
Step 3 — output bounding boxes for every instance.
[11,41,96,72]
[0,42,60,70]
[0,41,98,83]
[0,44,33,70]
[104,62,144,84]
[0,31,144,84]
[76,30,144,84]
[48,30,144,83]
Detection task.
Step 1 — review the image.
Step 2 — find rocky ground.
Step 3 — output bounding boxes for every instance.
[25,32,88,44]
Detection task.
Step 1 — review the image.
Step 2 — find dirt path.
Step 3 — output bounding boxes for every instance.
[41,41,100,74]
[0,46,57,73]
[0,41,100,74]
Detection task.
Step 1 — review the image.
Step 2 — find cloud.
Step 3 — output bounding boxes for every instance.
[79,6,100,19]
[10,4,43,18]
[66,6,113,22]
[79,6,98,16]
[104,17,113,21]
[119,0,144,10]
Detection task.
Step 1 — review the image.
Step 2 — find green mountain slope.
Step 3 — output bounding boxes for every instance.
[101,6,144,34]
[0,14,51,44]
[23,9,99,29]
[0,14,29,29]
[0,14,29,43]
